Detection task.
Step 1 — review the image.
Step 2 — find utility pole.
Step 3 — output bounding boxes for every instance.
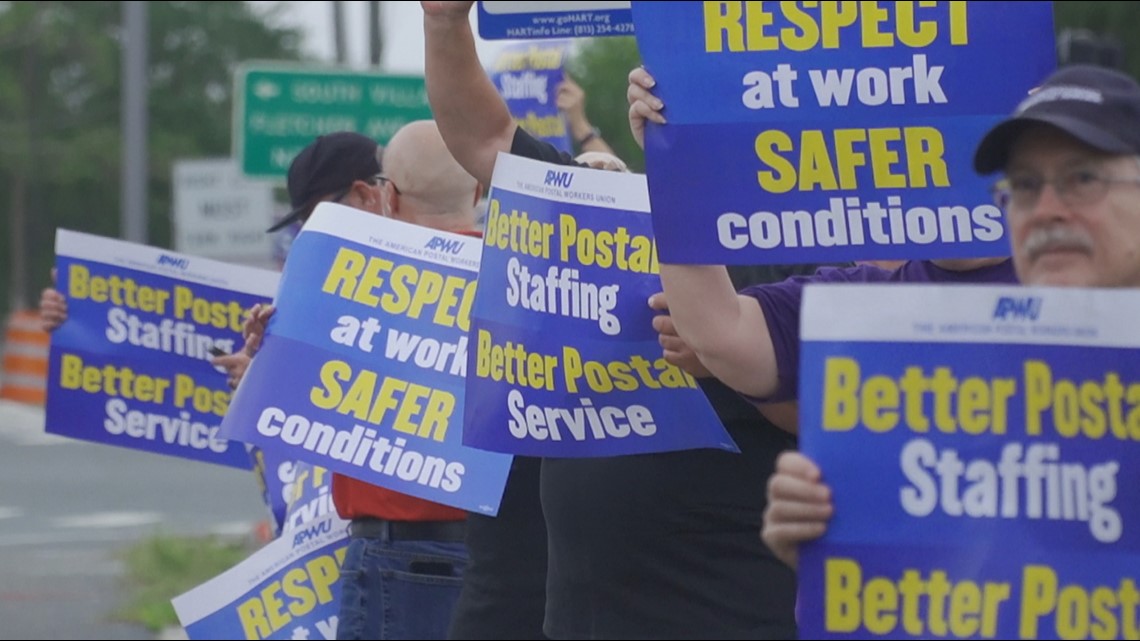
[121,1,148,244]
[369,1,382,67]
[333,1,347,64]
[8,4,41,311]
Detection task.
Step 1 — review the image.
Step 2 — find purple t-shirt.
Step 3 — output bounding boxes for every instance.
[739,259,1019,402]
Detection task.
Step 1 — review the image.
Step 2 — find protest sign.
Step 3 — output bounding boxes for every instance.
[174,513,348,640]
[488,40,574,153]
[632,1,1055,264]
[797,284,1139,639]
[46,230,277,468]
[221,204,512,515]
[464,153,736,457]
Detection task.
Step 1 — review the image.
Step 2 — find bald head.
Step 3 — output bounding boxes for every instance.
[383,120,481,227]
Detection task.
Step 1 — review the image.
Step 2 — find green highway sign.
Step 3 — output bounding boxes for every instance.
[234,64,433,179]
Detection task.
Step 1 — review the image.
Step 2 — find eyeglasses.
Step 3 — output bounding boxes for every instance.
[327,174,387,205]
[992,165,1140,211]
[299,174,399,224]
[376,175,401,195]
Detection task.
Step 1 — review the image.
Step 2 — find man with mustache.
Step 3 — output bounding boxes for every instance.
[763,64,1140,568]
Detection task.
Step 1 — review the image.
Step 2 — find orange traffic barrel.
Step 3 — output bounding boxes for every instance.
[0,310,50,405]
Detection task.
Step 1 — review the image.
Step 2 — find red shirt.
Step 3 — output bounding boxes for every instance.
[332,229,482,523]
[332,474,467,521]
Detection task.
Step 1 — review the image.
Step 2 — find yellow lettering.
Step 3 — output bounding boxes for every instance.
[756,130,796,193]
[860,1,893,47]
[798,130,839,191]
[68,264,90,299]
[779,1,820,51]
[704,1,744,52]
[903,127,949,188]
[236,596,272,639]
[862,375,899,432]
[820,1,858,48]
[825,558,862,632]
[822,357,861,431]
[833,129,868,190]
[1020,565,1058,638]
[867,128,906,188]
[744,0,779,51]
[321,248,368,300]
[1024,360,1052,436]
[948,1,969,45]
[896,0,938,47]
[280,567,316,617]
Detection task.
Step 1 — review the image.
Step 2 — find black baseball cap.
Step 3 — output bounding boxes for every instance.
[267,132,382,232]
[974,65,1140,175]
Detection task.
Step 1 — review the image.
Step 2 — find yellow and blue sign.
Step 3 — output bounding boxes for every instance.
[489,40,573,153]
[797,284,1139,639]
[464,153,736,457]
[174,513,348,640]
[221,204,512,515]
[631,1,1055,264]
[46,230,277,468]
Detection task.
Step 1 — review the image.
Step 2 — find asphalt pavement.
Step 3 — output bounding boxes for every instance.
[0,399,268,640]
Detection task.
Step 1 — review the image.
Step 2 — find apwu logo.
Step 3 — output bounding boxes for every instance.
[993,296,1042,320]
[291,519,333,547]
[544,169,573,188]
[425,236,464,255]
[157,254,189,270]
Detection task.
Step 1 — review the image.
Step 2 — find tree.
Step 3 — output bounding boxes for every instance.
[0,1,305,315]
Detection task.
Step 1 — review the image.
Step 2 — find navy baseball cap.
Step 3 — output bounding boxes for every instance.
[974,65,1140,175]
[267,132,382,232]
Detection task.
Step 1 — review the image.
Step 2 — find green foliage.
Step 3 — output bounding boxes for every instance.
[1053,2,1140,78]
[115,533,255,632]
[567,37,644,172]
[0,1,305,314]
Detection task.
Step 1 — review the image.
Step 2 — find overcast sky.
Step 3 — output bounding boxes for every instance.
[251,2,508,73]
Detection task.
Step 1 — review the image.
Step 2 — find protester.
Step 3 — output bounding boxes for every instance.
[220,125,484,640]
[760,64,1140,567]
[424,3,825,638]
[451,50,625,641]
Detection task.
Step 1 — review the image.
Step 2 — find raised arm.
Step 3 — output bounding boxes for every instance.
[557,76,616,155]
[422,1,515,186]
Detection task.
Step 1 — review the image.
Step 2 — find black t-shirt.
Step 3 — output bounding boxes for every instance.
[449,130,577,640]
[503,129,814,639]
[449,457,546,640]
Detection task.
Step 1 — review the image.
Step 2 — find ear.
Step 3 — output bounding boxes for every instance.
[350,179,375,205]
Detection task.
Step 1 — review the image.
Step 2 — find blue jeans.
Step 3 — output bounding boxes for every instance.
[336,535,467,640]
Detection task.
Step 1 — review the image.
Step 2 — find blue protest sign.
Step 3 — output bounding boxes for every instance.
[464,153,737,457]
[174,514,348,639]
[249,447,289,535]
[283,461,344,535]
[631,1,1055,264]
[797,284,1140,639]
[489,41,573,153]
[477,2,633,40]
[221,204,512,515]
[46,230,277,468]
